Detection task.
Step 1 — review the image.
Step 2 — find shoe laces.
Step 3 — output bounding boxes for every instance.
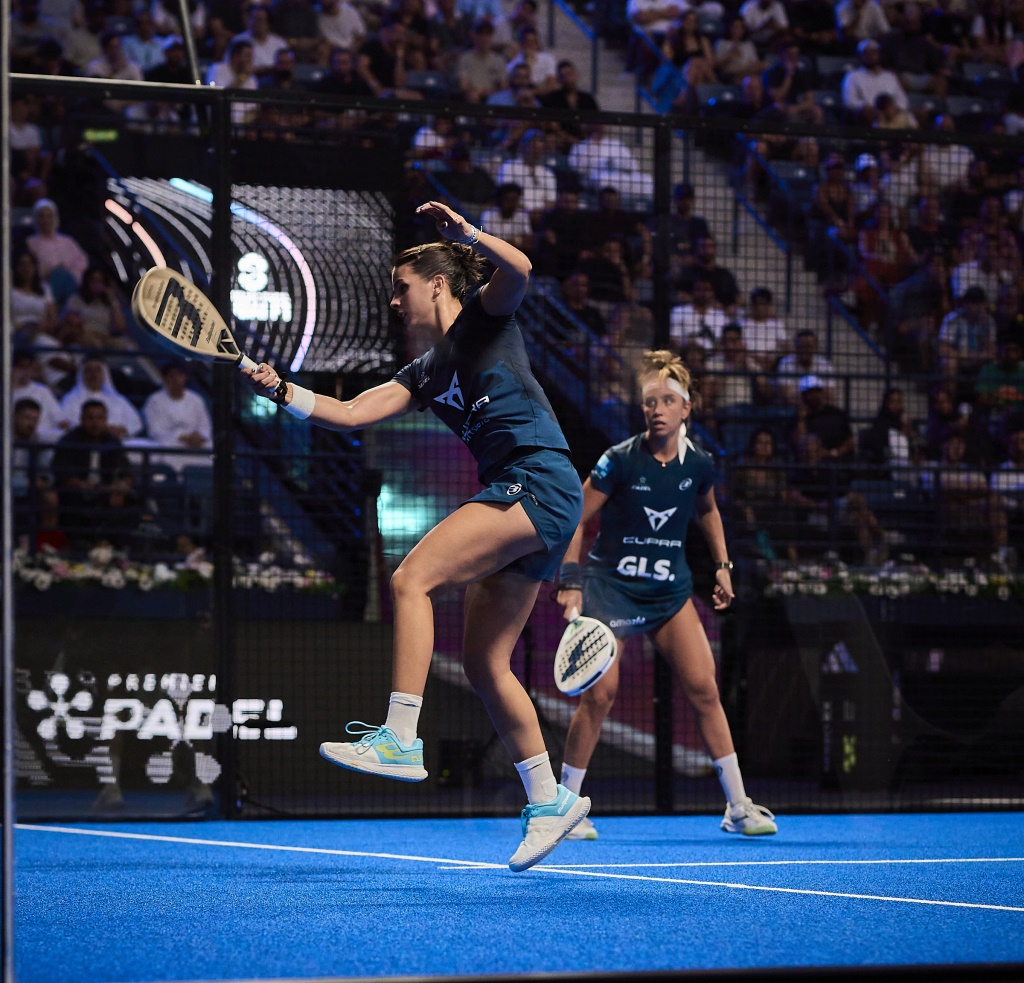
[737,799,775,821]
[344,721,396,747]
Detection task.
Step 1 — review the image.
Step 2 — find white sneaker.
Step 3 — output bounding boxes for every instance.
[721,797,777,836]
[565,815,598,840]
[508,785,591,872]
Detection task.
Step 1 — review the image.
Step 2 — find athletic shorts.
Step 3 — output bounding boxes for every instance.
[466,448,583,582]
[582,573,690,639]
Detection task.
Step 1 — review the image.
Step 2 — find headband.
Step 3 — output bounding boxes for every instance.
[642,376,690,402]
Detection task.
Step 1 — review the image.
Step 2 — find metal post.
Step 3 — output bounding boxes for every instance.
[653,652,674,813]
[651,120,672,349]
[1,0,16,968]
[209,95,239,818]
[175,0,204,85]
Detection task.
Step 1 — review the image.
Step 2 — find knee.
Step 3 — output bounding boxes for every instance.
[390,561,429,602]
[581,678,618,717]
[462,657,502,696]
[686,675,721,713]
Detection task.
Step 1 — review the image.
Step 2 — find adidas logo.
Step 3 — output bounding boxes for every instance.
[822,641,858,674]
[644,506,677,532]
[434,372,464,410]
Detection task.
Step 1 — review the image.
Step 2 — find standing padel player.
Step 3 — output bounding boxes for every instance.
[554,350,777,840]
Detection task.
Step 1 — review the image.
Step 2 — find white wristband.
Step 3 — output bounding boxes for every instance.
[283,383,316,420]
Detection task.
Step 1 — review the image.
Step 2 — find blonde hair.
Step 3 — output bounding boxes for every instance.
[392,241,486,301]
[637,349,698,407]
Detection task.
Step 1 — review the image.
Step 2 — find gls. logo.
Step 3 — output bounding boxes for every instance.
[644,506,677,531]
[616,555,674,581]
[434,372,464,410]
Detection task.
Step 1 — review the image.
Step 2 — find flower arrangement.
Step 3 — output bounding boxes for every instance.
[764,558,1024,603]
[12,544,338,595]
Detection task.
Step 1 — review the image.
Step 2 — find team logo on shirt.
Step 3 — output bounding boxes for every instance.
[644,506,677,532]
[593,454,612,479]
[434,372,464,410]
[631,476,652,492]
[679,478,693,490]
[507,483,522,495]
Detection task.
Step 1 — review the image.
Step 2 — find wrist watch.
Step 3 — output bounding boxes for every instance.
[717,561,734,570]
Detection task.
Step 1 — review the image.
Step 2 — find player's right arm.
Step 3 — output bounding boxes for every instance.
[247,365,414,432]
[555,478,610,621]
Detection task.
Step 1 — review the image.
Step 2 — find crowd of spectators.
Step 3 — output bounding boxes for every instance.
[9,0,1024,570]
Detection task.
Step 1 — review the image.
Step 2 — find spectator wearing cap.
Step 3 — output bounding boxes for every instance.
[776,329,836,405]
[938,286,998,379]
[480,183,534,252]
[835,0,890,46]
[457,19,507,103]
[793,374,854,464]
[851,152,880,220]
[122,11,166,71]
[143,360,213,474]
[145,36,194,84]
[841,38,909,124]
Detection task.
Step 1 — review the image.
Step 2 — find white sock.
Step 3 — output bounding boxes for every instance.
[560,762,587,795]
[515,751,558,804]
[384,691,422,746]
[713,752,747,808]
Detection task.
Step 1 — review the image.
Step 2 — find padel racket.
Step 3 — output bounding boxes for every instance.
[554,615,617,697]
[131,268,259,372]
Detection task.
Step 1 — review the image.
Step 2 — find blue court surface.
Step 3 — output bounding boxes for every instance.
[15,812,1024,983]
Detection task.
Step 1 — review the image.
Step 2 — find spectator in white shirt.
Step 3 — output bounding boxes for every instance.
[669,276,728,351]
[204,38,259,123]
[738,0,788,51]
[495,130,557,220]
[739,287,789,370]
[480,183,534,252]
[841,38,908,124]
[11,349,67,444]
[233,3,290,76]
[505,25,557,94]
[919,114,974,194]
[121,11,166,72]
[627,0,686,42]
[776,329,836,405]
[567,123,654,204]
[835,0,890,44]
[319,0,366,51]
[143,360,213,473]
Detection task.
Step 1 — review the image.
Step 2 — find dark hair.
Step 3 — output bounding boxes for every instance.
[81,398,107,415]
[392,242,486,302]
[14,397,42,415]
[13,251,44,295]
[228,37,253,56]
[750,286,772,303]
[745,426,775,456]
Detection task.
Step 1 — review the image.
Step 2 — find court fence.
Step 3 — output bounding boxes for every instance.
[9,74,1024,822]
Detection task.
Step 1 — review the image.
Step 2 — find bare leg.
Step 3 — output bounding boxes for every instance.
[652,600,734,760]
[561,652,620,769]
[389,500,545,696]
[461,571,546,762]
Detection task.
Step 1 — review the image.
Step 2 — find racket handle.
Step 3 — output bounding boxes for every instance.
[568,607,580,621]
[237,354,259,373]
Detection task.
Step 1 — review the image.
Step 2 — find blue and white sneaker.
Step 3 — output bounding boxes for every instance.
[508,784,591,872]
[320,722,427,782]
[721,797,777,835]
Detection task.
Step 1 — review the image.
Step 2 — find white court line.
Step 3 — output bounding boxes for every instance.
[17,824,1024,914]
[530,857,1024,869]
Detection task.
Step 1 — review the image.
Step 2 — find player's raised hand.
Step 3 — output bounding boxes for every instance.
[415,201,475,243]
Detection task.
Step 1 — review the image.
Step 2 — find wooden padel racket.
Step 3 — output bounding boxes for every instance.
[131,268,259,372]
[554,613,617,697]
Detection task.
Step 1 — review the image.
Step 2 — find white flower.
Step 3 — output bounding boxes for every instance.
[34,570,53,591]
[259,551,276,566]
[153,563,177,584]
[100,569,126,589]
[196,561,214,581]
[88,544,115,567]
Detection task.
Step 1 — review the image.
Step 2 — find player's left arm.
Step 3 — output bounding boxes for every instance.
[695,486,734,610]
